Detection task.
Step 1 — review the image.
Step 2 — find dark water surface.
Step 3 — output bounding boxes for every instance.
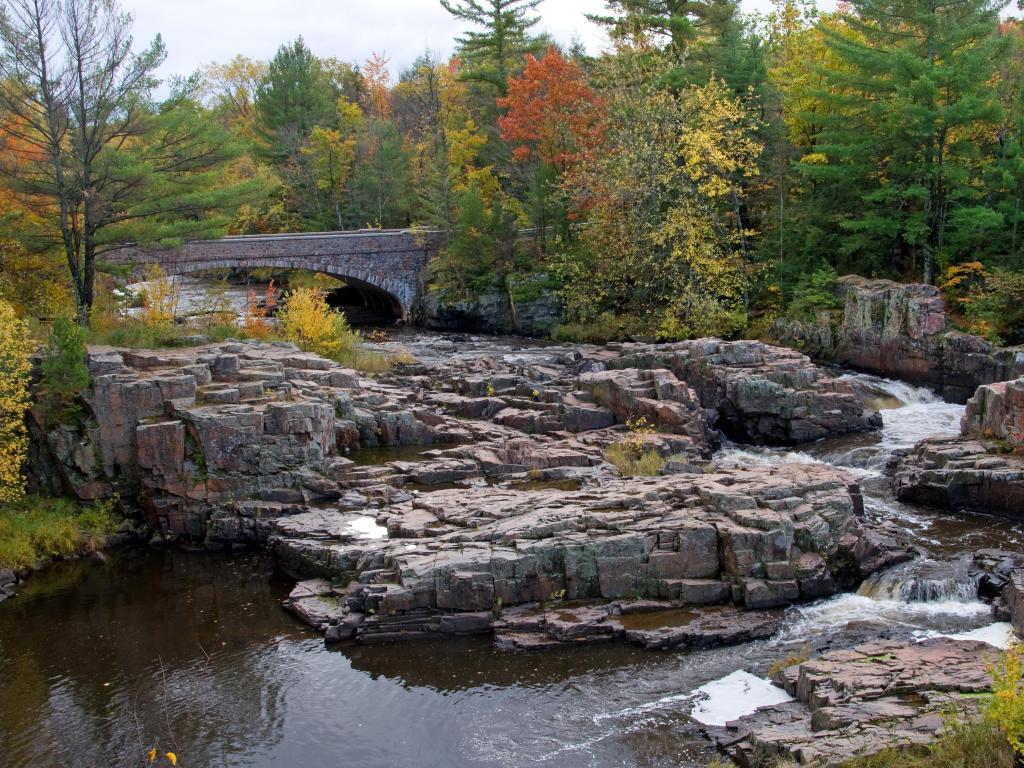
[0,549,738,768]
[3,370,1022,768]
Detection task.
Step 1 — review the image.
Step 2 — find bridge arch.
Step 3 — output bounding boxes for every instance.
[161,258,408,322]
[110,230,444,322]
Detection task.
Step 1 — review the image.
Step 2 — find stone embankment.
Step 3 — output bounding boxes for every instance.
[893,377,1024,519]
[771,275,1024,402]
[27,337,906,649]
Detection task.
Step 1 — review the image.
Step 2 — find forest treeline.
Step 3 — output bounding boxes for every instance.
[1,0,1024,342]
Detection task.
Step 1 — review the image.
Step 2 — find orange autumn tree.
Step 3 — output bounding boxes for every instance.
[497,46,606,175]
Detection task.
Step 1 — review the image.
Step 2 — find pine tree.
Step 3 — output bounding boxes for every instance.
[439,0,544,95]
[256,37,336,154]
[589,0,738,86]
[804,0,1011,283]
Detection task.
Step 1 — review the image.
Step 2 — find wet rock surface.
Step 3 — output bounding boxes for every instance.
[25,336,907,650]
[712,637,1001,767]
[771,275,1024,403]
[278,464,909,645]
[893,376,1024,520]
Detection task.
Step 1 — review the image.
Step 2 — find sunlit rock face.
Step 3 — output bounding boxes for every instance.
[770,275,1024,403]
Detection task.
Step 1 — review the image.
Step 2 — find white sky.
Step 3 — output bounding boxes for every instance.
[121,0,819,85]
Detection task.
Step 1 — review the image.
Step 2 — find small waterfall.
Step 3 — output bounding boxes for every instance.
[858,573,979,603]
[857,559,979,604]
[837,373,965,454]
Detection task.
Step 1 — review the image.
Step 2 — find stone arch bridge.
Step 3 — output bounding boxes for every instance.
[109,229,445,321]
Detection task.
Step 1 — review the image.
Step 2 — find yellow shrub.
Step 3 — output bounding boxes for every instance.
[276,287,347,359]
[140,263,179,329]
[988,643,1024,756]
[0,300,33,502]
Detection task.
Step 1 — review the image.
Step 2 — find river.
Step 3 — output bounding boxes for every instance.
[1,349,1021,768]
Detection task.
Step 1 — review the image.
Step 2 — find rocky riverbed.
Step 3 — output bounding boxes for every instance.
[12,330,1024,767]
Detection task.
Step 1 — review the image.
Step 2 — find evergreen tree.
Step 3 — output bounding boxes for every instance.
[589,0,738,86]
[439,0,544,95]
[256,37,335,155]
[804,0,1011,283]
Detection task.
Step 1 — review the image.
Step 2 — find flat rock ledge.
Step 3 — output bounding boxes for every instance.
[893,437,1024,519]
[25,338,901,648]
[711,637,1002,767]
[893,377,1024,520]
[280,464,910,648]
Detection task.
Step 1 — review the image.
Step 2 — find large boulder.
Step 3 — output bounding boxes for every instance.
[578,367,715,450]
[963,377,1024,447]
[610,339,881,445]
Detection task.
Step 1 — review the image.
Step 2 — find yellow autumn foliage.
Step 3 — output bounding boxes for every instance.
[140,263,179,330]
[0,299,34,502]
[276,287,353,360]
[988,643,1024,756]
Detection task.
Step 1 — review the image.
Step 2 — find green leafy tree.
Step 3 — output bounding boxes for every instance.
[559,52,762,339]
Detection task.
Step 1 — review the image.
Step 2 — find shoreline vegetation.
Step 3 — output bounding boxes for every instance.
[0,495,119,572]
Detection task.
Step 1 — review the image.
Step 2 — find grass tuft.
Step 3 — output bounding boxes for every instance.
[604,441,666,476]
[0,495,119,570]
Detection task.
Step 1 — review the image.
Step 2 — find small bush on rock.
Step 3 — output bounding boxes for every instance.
[40,316,91,424]
[277,287,390,372]
[604,416,666,477]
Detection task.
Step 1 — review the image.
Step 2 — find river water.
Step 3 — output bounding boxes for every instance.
[2,357,1021,768]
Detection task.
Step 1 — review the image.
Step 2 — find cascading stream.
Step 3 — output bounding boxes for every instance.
[716,373,1013,647]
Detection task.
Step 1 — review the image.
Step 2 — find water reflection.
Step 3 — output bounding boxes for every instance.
[3,372,1022,767]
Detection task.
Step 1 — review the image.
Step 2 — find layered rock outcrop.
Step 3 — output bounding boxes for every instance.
[713,638,1002,767]
[29,336,904,644]
[280,463,909,643]
[771,275,1024,402]
[894,377,1024,519]
[611,339,880,444]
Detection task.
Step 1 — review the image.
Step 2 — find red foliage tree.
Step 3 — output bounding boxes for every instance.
[497,46,606,174]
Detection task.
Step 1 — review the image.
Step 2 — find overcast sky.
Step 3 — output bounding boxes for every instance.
[120,0,816,85]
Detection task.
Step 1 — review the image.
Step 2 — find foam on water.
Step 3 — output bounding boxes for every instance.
[775,593,993,645]
[914,622,1017,650]
[838,373,965,453]
[688,671,793,726]
[346,515,388,539]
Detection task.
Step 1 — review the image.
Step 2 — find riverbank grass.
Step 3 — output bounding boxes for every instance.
[0,495,118,570]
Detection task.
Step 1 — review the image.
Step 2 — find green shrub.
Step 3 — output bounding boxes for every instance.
[786,265,842,320]
[40,316,91,423]
[0,495,120,570]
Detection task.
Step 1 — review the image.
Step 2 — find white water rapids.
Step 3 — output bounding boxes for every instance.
[687,373,1015,725]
